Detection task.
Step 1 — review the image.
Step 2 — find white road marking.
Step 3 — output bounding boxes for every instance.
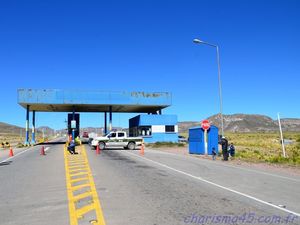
[0,146,51,163]
[123,150,300,217]
[0,147,32,163]
[147,148,300,182]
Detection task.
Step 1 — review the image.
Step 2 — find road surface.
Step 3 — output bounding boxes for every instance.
[0,140,299,225]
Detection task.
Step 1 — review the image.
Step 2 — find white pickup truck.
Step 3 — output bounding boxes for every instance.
[91,131,143,150]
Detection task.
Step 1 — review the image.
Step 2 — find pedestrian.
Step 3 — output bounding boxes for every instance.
[229,143,235,157]
[212,147,217,160]
[75,136,81,145]
[221,137,229,161]
[67,140,77,154]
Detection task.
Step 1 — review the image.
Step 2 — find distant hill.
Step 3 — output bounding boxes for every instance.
[1,113,299,138]
[0,122,54,137]
[36,126,55,136]
[0,122,25,135]
[80,127,123,135]
[56,127,124,136]
[179,114,300,133]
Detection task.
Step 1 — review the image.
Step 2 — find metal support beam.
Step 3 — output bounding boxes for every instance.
[104,112,107,135]
[25,105,30,145]
[72,107,75,140]
[109,106,112,132]
[31,110,36,145]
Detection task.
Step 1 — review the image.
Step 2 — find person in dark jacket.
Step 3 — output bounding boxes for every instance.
[229,143,235,157]
[67,140,77,154]
[220,137,229,161]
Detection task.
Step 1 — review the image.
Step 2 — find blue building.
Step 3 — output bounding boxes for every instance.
[129,114,178,143]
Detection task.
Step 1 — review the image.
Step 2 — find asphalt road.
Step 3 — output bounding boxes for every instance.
[0,139,68,225]
[0,141,299,225]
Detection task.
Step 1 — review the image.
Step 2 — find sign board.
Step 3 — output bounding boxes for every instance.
[71,120,76,129]
[201,120,210,130]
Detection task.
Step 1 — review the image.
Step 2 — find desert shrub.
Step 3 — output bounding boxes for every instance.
[224,132,300,165]
[267,155,289,164]
[253,150,260,154]
[16,143,25,148]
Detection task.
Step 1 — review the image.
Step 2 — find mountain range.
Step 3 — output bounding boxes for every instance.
[0,122,54,136]
[179,114,300,133]
[1,114,299,137]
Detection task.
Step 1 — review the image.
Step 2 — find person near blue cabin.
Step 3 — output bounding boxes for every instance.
[220,137,229,161]
[229,143,235,157]
[212,147,217,161]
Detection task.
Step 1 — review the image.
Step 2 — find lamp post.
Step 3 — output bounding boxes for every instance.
[193,38,224,137]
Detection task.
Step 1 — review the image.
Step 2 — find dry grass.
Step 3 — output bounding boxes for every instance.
[0,133,50,148]
[226,132,300,165]
[179,131,300,166]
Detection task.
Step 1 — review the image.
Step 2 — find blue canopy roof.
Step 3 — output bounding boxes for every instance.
[18,89,172,113]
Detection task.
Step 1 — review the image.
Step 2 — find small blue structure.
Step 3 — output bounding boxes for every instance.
[129,114,178,143]
[189,125,219,155]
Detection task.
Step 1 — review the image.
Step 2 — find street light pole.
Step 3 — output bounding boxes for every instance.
[193,38,224,137]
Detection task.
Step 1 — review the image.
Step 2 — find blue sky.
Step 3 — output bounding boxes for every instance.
[0,0,299,129]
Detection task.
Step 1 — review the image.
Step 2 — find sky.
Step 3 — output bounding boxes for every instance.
[0,0,299,130]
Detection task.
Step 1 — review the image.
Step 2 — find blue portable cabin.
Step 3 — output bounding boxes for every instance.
[189,125,219,155]
[129,114,178,143]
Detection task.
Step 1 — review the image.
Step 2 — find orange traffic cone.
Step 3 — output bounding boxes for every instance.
[40,146,46,155]
[9,147,14,157]
[96,145,100,155]
[140,143,144,156]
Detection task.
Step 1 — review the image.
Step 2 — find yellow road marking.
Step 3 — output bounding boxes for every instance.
[64,144,106,225]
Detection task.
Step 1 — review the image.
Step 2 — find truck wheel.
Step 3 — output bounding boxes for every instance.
[99,142,106,150]
[127,142,135,150]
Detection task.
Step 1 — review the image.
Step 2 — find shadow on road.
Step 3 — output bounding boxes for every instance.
[36,141,66,145]
[0,161,12,166]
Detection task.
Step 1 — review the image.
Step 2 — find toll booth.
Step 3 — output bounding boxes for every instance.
[68,113,80,138]
[189,125,219,155]
[129,114,178,143]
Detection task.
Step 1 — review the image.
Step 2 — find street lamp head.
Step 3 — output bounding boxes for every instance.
[193,38,203,44]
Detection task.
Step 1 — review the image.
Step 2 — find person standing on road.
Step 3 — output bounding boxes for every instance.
[220,137,229,161]
[75,136,81,145]
[212,147,217,160]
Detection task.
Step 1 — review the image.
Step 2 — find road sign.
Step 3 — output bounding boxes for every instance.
[201,120,210,130]
[71,120,76,129]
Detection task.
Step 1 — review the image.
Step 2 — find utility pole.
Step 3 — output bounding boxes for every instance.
[277,113,286,158]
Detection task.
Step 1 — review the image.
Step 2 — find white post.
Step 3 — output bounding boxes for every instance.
[204,129,208,155]
[277,113,286,158]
